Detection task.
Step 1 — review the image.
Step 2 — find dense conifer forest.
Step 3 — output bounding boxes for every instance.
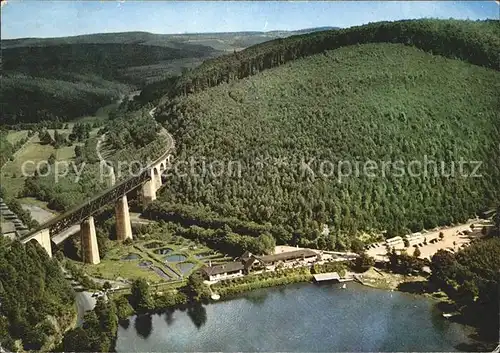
[168,19,499,97]
[0,237,74,351]
[155,19,500,249]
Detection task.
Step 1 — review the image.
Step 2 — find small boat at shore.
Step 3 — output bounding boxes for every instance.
[341,284,347,289]
[442,313,454,318]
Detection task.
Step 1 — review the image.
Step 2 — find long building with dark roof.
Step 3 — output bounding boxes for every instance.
[201,249,320,281]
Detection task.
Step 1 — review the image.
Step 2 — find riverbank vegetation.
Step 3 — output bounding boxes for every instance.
[59,297,118,352]
[0,237,75,351]
[213,267,313,297]
[211,262,348,298]
[429,237,500,348]
[109,264,333,315]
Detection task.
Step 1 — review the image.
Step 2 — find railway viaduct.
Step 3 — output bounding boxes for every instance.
[19,137,174,265]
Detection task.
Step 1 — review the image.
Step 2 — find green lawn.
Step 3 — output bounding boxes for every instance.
[6,130,29,145]
[0,131,86,198]
[1,141,57,197]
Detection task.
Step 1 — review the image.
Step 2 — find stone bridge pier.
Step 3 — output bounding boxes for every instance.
[141,154,172,207]
[80,193,134,263]
[115,195,132,241]
[29,228,52,258]
[80,216,100,264]
[20,151,173,262]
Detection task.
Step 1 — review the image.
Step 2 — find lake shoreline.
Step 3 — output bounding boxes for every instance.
[353,268,497,351]
[116,280,477,352]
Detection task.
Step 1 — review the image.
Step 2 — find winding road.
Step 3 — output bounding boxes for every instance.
[75,291,96,326]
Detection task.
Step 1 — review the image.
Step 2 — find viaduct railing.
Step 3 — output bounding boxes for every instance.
[20,127,174,242]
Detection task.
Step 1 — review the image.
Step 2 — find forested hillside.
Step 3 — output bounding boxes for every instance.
[168,19,499,97]
[0,237,74,351]
[1,29,337,51]
[1,28,334,125]
[0,73,129,124]
[156,39,500,249]
[2,43,215,80]
[0,42,217,125]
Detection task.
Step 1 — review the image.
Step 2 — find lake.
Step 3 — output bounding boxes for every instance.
[115,282,474,352]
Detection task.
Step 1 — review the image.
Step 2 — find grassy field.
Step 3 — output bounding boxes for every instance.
[1,109,105,199]
[1,130,80,197]
[2,138,56,197]
[5,130,29,145]
[70,101,119,124]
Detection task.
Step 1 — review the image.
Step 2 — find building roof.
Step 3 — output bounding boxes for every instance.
[406,232,423,239]
[386,236,403,242]
[242,257,257,269]
[256,249,318,264]
[1,222,16,234]
[313,272,340,282]
[201,262,244,276]
[240,251,253,261]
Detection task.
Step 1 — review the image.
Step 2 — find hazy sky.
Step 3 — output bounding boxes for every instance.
[1,1,498,39]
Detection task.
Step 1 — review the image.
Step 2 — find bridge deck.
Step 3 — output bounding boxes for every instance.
[20,130,174,241]
[21,171,151,240]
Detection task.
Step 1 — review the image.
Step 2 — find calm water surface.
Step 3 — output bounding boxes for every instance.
[116,282,473,352]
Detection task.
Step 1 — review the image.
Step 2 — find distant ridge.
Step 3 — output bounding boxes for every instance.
[170,19,499,97]
[0,26,340,124]
[1,27,339,49]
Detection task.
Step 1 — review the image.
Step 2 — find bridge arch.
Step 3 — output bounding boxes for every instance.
[23,228,52,257]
